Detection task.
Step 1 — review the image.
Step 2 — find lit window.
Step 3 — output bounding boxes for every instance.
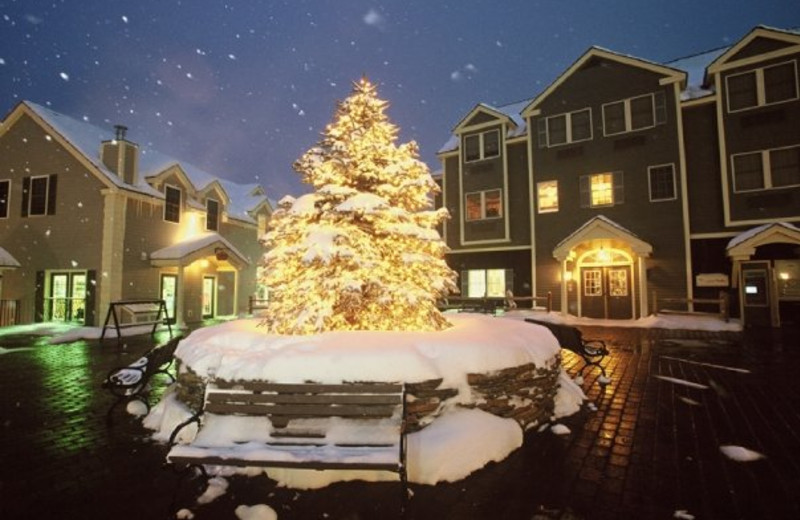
[727,61,799,112]
[590,173,613,206]
[732,145,800,192]
[583,269,602,296]
[465,189,503,221]
[206,199,219,231]
[463,269,510,298]
[164,185,181,223]
[603,92,666,135]
[537,181,559,213]
[648,164,677,201]
[463,130,500,162]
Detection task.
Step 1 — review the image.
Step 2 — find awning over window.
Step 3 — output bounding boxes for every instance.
[0,246,21,269]
[149,233,250,269]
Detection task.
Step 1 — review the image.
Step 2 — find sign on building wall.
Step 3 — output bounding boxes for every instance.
[696,273,730,287]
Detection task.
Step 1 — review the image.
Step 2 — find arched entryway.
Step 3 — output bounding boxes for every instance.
[577,247,634,319]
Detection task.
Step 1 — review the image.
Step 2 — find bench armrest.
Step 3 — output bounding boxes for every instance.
[582,339,608,357]
[168,411,204,448]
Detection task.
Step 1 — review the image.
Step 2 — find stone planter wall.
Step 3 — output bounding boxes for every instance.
[173,354,562,433]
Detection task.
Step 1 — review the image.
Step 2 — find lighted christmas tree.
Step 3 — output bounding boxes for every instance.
[260,78,457,334]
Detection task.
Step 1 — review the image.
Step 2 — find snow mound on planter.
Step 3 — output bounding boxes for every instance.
[147,313,582,487]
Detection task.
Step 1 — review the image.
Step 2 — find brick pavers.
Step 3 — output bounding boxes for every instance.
[1,325,799,519]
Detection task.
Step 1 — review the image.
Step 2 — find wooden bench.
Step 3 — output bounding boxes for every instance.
[524,319,609,381]
[102,335,183,421]
[167,381,409,509]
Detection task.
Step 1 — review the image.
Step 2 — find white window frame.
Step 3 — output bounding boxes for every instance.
[28,175,51,217]
[544,108,592,147]
[463,268,510,298]
[602,92,663,136]
[464,189,503,221]
[0,179,10,219]
[731,144,800,193]
[205,198,220,231]
[726,60,799,113]
[647,163,677,202]
[536,180,559,213]
[163,184,182,224]
[589,172,614,207]
[463,129,500,163]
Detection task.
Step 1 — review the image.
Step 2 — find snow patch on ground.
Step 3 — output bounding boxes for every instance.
[503,310,742,332]
[48,324,173,344]
[235,504,278,520]
[550,423,571,435]
[673,510,695,519]
[125,400,149,417]
[654,375,709,390]
[197,476,229,504]
[719,445,765,462]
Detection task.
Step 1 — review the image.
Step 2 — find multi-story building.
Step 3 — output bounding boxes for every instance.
[437,26,800,327]
[0,101,272,328]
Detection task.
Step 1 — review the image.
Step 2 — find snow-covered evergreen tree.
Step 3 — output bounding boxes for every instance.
[260,78,457,334]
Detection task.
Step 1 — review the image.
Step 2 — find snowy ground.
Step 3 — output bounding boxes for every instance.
[501,309,742,332]
[145,313,585,490]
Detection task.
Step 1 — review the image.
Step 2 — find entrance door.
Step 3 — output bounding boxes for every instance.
[202,276,216,319]
[581,266,633,319]
[160,274,177,324]
[49,272,86,322]
[741,261,772,327]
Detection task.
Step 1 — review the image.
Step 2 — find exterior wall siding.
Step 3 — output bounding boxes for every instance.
[684,103,726,234]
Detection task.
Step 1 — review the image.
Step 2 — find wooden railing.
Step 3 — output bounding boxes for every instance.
[505,291,552,313]
[0,299,19,327]
[652,290,729,322]
[438,292,552,314]
[248,296,269,315]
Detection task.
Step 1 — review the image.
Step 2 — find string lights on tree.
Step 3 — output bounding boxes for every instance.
[260,78,457,334]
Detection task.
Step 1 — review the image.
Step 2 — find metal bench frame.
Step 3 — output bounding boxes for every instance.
[525,319,609,380]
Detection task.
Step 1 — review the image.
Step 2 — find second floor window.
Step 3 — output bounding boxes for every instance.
[465,189,502,220]
[21,174,57,217]
[580,172,624,208]
[648,164,677,201]
[538,108,592,147]
[164,185,181,223]
[732,145,800,192]
[726,60,799,112]
[537,181,559,213]
[464,130,500,162]
[603,92,666,136]
[0,180,9,218]
[206,199,219,231]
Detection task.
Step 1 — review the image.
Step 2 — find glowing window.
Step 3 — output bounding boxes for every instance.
[465,189,502,221]
[583,269,602,296]
[464,269,509,298]
[537,181,559,213]
[590,173,613,207]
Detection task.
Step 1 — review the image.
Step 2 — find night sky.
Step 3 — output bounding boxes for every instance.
[1,0,798,198]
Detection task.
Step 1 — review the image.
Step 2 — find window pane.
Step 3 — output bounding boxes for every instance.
[649,165,676,201]
[771,147,800,188]
[590,173,613,206]
[603,102,625,134]
[0,180,8,218]
[206,199,219,231]
[465,193,482,220]
[484,190,502,218]
[609,269,628,297]
[464,135,480,161]
[486,269,506,298]
[728,72,757,110]
[30,176,48,216]
[483,131,499,158]
[165,186,181,222]
[466,270,486,298]
[537,181,559,212]
[547,115,567,145]
[630,95,654,129]
[732,153,764,191]
[583,269,602,296]
[571,109,591,141]
[764,62,798,104]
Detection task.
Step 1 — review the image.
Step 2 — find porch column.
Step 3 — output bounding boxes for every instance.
[233,269,239,317]
[560,260,569,315]
[176,264,186,329]
[638,256,648,317]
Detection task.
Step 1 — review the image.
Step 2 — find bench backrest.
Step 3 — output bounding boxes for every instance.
[204,381,406,425]
[524,319,583,352]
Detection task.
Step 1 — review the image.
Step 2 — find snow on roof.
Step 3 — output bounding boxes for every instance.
[438,98,532,155]
[554,214,643,251]
[0,246,21,268]
[22,101,268,224]
[666,46,729,100]
[150,232,248,265]
[726,222,800,250]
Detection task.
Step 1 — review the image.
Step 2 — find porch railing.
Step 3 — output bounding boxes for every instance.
[652,290,729,322]
[0,299,19,327]
[248,296,269,315]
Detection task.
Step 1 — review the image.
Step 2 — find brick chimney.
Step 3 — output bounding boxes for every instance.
[101,125,139,186]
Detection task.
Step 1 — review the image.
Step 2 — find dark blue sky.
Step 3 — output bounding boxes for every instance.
[2,0,798,198]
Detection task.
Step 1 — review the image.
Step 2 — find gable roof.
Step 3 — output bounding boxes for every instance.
[707,25,800,75]
[553,215,653,261]
[10,101,270,224]
[726,222,800,257]
[438,98,531,155]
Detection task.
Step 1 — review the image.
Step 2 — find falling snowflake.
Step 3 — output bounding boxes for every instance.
[71,260,78,267]
[59,72,69,81]
[121,15,128,23]
[0,58,5,65]
[228,54,236,60]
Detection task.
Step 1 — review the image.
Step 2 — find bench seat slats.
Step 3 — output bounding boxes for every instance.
[205,393,401,406]
[204,402,398,418]
[211,381,403,394]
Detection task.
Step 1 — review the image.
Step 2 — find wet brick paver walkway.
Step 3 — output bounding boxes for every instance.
[1,324,799,519]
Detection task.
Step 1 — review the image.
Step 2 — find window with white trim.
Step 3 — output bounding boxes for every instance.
[580,172,624,208]
[21,174,57,217]
[465,189,502,221]
[732,145,800,192]
[206,198,219,231]
[164,185,182,223]
[461,268,512,298]
[463,130,500,162]
[602,91,666,136]
[538,108,592,147]
[648,164,677,202]
[536,180,559,213]
[0,180,9,219]
[726,60,799,112]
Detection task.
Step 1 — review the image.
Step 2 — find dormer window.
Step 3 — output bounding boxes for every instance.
[206,199,219,232]
[464,130,500,162]
[164,185,181,223]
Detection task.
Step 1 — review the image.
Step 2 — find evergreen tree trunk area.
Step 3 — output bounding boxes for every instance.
[260,78,457,334]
